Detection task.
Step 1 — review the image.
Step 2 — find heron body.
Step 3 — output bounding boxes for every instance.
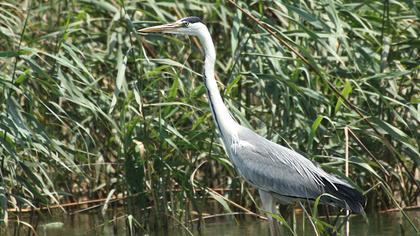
[139,16,365,221]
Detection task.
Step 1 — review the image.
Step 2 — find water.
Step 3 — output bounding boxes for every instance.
[34,209,419,236]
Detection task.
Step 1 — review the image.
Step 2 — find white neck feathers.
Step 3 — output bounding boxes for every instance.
[195,25,239,137]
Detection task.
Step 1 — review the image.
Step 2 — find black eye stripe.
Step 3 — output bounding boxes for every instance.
[180,16,202,24]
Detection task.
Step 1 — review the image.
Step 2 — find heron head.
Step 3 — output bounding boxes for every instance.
[138,17,204,36]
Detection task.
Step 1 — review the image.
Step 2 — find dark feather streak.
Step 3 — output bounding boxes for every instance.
[180,16,202,24]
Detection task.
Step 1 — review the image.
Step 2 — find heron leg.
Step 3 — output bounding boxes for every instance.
[258,190,280,236]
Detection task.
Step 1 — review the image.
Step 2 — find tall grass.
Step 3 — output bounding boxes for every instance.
[0,0,418,234]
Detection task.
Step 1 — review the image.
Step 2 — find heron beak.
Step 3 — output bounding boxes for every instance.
[138,22,183,33]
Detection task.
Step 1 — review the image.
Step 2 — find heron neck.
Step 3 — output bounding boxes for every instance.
[197,29,239,137]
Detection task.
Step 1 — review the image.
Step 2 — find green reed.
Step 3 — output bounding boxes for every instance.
[0,0,418,234]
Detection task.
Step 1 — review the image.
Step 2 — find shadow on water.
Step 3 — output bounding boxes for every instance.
[32,209,419,236]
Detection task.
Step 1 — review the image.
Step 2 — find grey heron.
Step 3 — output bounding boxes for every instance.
[139,16,365,227]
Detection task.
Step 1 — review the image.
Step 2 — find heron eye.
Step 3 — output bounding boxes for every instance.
[183,22,190,27]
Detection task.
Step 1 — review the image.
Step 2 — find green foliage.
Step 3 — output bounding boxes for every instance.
[0,0,418,234]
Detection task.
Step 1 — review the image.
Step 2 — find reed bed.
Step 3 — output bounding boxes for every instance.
[0,0,418,235]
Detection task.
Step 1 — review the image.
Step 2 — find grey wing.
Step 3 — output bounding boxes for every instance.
[230,127,349,202]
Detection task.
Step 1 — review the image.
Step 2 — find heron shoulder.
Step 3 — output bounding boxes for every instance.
[230,133,255,155]
[227,128,317,198]
[230,128,365,212]
[232,126,356,194]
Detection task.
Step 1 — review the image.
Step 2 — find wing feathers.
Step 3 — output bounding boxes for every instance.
[231,127,365,213]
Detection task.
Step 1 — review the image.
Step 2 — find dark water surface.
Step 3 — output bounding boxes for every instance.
[36,209,419,236]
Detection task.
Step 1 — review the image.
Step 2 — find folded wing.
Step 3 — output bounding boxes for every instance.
[230,127,365,213]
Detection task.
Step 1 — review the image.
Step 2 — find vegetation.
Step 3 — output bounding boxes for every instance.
[0,0,418,235]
